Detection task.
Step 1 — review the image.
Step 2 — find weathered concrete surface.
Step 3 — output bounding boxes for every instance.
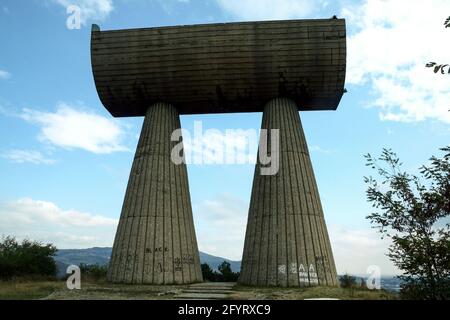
[107,102,202,284]
[239,98,338,287]
[91,19,346,117]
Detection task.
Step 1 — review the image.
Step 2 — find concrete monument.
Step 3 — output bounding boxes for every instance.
[90,18,346,285]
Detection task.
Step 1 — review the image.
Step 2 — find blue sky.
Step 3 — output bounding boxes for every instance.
[0,0,449,276]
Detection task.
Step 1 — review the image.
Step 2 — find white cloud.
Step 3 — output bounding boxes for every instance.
[20,102,129,154]
[2,149,56,165]
[0,195,398,272]
[310,145,332,154]
[193,194,248,260]
[0,69,11,79]
[329,225,398,276]
[216,0,320,20]
[52,0,113,25]
[0,198,118,248]
[342,0,450,123]
[156,0,193,15]
[193,193,397,275]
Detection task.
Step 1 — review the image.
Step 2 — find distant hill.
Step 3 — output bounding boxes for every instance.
[54,247,241,277]
[54,247,111,277]
[199,251,241,272]
[55,247,112,266]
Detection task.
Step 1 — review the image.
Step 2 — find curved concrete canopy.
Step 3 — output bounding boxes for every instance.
[91,19,346,117]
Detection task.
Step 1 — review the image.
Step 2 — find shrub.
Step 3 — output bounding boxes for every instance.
[218,261,240,282]
[201,261,240,282]
[364,147,450,299]
[79,263,108,281]
[0,236,57,280]
[340,274,357,288]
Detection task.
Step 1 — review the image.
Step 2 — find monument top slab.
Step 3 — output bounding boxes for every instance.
[91,19,346,117]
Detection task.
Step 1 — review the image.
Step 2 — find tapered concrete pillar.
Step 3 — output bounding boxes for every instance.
[239,98,338,287]
[107,102,202,284]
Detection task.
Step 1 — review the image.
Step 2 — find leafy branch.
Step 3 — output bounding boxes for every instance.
[426,16,450,74]
[364,147,450,299]
[426,62,450,74]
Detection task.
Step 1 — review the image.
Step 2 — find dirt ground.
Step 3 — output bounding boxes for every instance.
[0,280,397,300]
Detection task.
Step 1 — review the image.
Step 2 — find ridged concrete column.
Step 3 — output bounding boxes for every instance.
[107,102,203,284]
[239,98,338,287]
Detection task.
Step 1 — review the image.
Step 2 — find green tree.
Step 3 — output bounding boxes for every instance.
[339,274,357,289]
[79,263,108,281]
[364,147,450,299]
[218,261,240,282]
[201,263,220,282]
[0,236,57,280]
[201,261,240,282]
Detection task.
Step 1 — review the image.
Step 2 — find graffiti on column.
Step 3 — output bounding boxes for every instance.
[144,246,195,273]
[278,264,287,276]
[173,257,182,271]
[309,264,319,284]
[145,246,169,253]
[315,255,330,283]
[298,264,309,283]
[289,263,297,275]
[173,255,195,271]
[181,255,195,264]
[277,262,319,285]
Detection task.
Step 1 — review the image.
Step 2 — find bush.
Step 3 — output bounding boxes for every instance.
[364,147,450,299]
[339,274,357,288]
[400,278,450,300]
[79,263,108,281]
[201,261,240,282]
[201,263,220,282]
[218,261,240,282]
[0,236,57,280]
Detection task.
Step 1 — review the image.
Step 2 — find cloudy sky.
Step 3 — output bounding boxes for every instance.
[0,0,449,277]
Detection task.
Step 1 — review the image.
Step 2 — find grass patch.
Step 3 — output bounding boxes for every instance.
[0,279,64,300]
[232,285,398,300]
[0,280,398,300]
[44,282,190,300]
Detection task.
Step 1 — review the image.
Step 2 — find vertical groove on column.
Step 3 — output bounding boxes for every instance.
[173,134,184,283]
[284,100,300,287]
[140,108,156,283]
[178,144,191,282]
[239,98,338,287]
[161,103,168,284]
[255,163,267,285]
[107,102,202,284]
[150,105,162,283]
[299,118,336,286]
[285,100,300,286]
[121,108,151,283]
[239,163,256,283]
[131,106,153,283]
[182,164,194,279]
[180,154,193,281]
